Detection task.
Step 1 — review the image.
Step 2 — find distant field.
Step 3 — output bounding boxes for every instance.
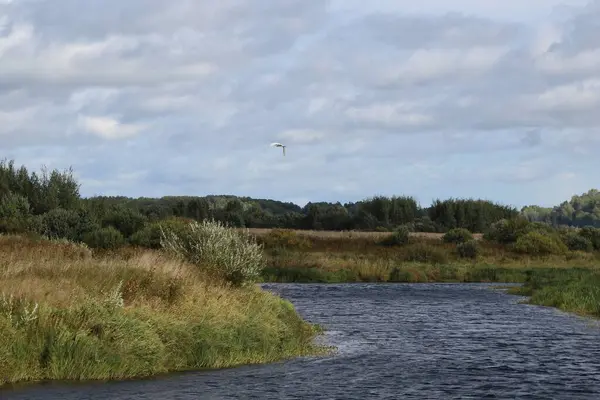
[244,228,484,240]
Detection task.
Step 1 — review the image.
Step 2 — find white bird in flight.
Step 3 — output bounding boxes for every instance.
[270,142,286,156]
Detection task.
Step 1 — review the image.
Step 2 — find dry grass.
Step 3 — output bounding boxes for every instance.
[245,228,483,240]
[0,234,324,386]
[257,228,600,283]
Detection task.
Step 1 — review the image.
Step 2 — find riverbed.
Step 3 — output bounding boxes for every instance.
[4,283,600,399]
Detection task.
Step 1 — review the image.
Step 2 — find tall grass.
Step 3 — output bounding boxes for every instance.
[257,229,600,284]
[0,234,325,387]
[510,268,600,317]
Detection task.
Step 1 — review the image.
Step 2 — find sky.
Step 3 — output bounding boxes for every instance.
[1,0,599,209]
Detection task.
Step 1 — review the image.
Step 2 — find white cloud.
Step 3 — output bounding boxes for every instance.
[277,129,325,144]
[530,79,600,111]
[77,115,145,140]
[346,103,434,129]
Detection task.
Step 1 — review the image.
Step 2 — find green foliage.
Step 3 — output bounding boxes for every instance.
[579,227,600,250]
[456,240,480,259]
[514,231,568,257]
[523,189,600,228]
[0,159,80,215]
[483,217,533,244]
[102,205,148,238]
[379,226,410,246]
[443,228,474,244]
[411,216,442,233]
[160,220,265,286]
[0,192,36,234]
[428,198,518,232]
[402,243,449,264]
[82,227,126,250]
[562,232,593,252]
[129,218,191,249]
[39,208,84,241]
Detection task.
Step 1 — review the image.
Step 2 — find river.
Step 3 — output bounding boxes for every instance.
[4,283,600,399]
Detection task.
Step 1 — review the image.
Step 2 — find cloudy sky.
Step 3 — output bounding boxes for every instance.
[1,0,599,208]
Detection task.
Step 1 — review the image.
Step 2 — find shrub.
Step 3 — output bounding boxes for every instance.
[483,217,531,244]
[380,226,410,247]
[403,243,449,264]
[39,208,82,241]
[412,216,442,233]
[580,227,600,251]
[456,240,480,259]
[130,218,190,249]
[160,219,265,286]
[443,228,474,244]
[514,231,567,257]
[562,232,593,252]
[102,206,148,238]
[83,227,125,250]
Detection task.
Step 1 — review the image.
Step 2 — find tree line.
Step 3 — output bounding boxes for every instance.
[521,189,600,228]
[0,159,597,248]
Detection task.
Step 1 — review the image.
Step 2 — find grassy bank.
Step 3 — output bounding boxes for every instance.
[255,228,600,284]
[509,268,600,318]
[0,234,326,387]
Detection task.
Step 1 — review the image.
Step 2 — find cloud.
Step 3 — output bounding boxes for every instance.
[1,0,600,208]
[277,129,325,144]
[77,115,145,140]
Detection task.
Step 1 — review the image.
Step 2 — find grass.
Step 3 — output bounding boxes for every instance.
[0,234,327,387]
[508,268,600,318]
[246,228,484,241]
[253,228,600,284]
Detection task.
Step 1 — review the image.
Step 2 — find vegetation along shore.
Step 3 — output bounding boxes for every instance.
[1,158,600,385]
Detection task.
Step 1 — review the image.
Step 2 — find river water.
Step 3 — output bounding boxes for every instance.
[4,283,600,399]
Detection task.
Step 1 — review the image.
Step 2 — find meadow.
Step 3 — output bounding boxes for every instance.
[0,224,326,387]
[254,226,600,284]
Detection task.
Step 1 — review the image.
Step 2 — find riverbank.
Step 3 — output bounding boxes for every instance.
[508,268,600,318]
[0,234,325,387]
[256,228,600,283]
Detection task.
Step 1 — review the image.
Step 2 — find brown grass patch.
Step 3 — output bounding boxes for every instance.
[245,228,483,240]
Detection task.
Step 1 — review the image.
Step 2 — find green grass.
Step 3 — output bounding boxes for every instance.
[508,268,600,318]
[0,235,328,387]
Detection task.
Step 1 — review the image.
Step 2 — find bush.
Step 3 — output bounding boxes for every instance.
[380,226,410,246]
[483,217,532,244]
[102,206,148,238]
[160,219,265,286]
[443,228,474,244]
[130,218,191,249]
[456,240,480,259]
[412,216,442,233]
[580,227,600,251]
[403,243,449,264]
[514,231,568,257]
[39,208,82,241]
[83,227,125,250]
[562,232,593,252]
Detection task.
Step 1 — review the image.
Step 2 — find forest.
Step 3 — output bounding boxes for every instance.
[1,159,599,249]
